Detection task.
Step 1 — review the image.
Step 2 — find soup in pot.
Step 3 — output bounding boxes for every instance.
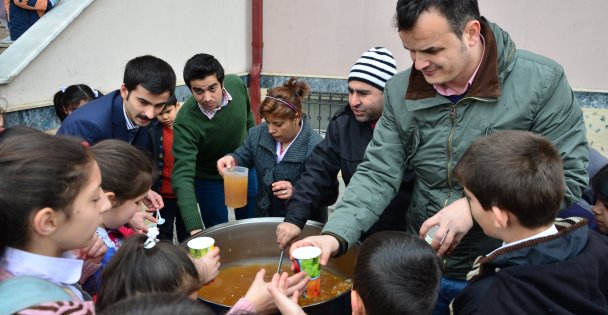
[198,262,352,306]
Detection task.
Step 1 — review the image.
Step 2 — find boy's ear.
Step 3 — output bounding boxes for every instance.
[32,207,61,236]
[492,206,509,229]
[351,290,366,315]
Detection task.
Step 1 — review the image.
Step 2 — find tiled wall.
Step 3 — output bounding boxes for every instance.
[3,75,607,156]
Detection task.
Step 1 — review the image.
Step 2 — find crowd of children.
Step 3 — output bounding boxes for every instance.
[1,116,608,315]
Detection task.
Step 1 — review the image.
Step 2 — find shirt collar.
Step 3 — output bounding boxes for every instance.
[123,103,139,131]
[198,88,232,120]
[434,34,486,97]
[488,224,559,256]
[275,120,304,163]
[1,247,84,288]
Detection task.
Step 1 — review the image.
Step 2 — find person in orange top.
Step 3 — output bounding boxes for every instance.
[147,95,187,242]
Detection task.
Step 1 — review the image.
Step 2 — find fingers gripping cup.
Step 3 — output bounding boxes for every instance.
[187,237,215,258]
[223,166,248,208]
[425,225,446,246]
[292,246,322,298]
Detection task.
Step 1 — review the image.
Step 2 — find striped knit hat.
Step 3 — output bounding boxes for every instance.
[348,47,397,91]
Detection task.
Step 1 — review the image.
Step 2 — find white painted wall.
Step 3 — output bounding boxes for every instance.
[1,0,607,113]
[263,0,608,91]
[0,0,251,112]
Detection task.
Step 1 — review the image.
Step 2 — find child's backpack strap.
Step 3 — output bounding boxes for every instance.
[0,276,72,315]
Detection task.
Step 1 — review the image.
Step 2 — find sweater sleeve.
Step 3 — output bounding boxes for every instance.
[285,119,342,229]
[172,118,204,232]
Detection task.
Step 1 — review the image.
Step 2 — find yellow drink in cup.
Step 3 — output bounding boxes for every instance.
[292,246,322,298]
[223,166,248,208]
[187,237,215,258]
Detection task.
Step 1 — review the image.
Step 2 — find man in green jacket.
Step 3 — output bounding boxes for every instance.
[172,53,257,235]
[290,1,588,314]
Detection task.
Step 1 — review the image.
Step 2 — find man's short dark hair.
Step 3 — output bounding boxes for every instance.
[183,53,225,89]
[454,131,565,228]
[354,231,441,315]
[123,55,176,96]
[394,0,480,35]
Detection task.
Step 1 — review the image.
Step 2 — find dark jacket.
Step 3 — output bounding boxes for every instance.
[451,218,608,315]
[232,117,330,218]
[57,90,150,148]
[285,105,414,237]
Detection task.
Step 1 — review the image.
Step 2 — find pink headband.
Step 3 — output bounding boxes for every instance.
[265,96,297,112]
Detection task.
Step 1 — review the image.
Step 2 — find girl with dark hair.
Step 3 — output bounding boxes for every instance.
[53,84,103,122]
[592,164,608,234]
[96,233,308,314]
[82,139,181,295]
[0,127,111,313]
[217,78,335,218]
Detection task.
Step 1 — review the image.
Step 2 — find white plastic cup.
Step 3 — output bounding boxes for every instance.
[187,237,215,258]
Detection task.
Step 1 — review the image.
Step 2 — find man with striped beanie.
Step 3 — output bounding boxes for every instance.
[277,47,414,248]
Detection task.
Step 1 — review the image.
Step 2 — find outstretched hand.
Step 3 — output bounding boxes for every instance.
[242,269,308,314]
[268,272,307,315]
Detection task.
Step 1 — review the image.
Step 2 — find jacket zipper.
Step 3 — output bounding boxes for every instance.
[445,103,458,207]
[444,96,497,207]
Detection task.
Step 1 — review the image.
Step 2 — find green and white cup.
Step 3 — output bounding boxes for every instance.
[187,237,215,258]
[292,246,322,298]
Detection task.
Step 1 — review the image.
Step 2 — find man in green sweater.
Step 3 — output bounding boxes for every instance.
[172,53,257,234]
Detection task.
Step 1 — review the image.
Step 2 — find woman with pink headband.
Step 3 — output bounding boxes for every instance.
[217,77,336,219]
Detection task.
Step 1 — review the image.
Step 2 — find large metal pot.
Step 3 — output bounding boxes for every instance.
[182,218,358,315]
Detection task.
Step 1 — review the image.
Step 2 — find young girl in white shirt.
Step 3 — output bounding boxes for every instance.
[0,126,111,314]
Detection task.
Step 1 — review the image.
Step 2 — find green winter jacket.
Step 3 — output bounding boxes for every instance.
[323,18,588,279]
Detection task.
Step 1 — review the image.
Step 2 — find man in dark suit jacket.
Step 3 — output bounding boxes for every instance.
[58,55,176,220]
[58,55,176,149]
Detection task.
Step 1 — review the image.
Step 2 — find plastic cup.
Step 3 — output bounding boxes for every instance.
[292,246,322,298]
[223,166,248,208]
[187,237,215,258]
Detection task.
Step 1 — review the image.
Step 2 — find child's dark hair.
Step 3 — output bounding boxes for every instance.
[124,55,176,96]
[89,140,154,205]
[454,130,564,228]
[183,53,225,89]
[592,164,608,205]
[353,231,441,315]
[53,84,101,121]
[260,77,309,119]
[0,127,93,256]
[99,292,214,315]
[96,234,201,311]
[165,94,178,107]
